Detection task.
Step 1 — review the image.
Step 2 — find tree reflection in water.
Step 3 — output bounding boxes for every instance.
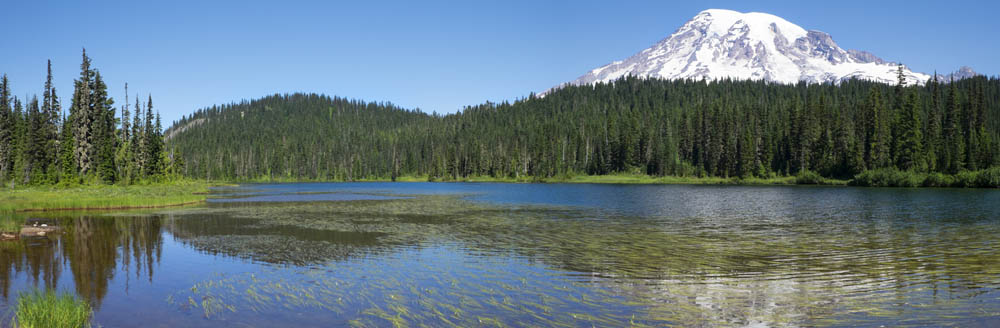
[0,214,162,309]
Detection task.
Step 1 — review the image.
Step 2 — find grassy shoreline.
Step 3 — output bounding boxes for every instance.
[0,180,214,232]
[227,168,1000,188]
[0,180,212,213]
[232,173,849,186]
[2,168,995,232]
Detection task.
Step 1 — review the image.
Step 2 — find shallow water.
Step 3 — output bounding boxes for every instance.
[1,183,999,327]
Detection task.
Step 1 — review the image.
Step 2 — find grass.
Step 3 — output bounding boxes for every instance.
[0,180,211,213]
[11,289,92,328]
[0,179,214,233]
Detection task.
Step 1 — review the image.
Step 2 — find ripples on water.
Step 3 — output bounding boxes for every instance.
[1,183,999,327]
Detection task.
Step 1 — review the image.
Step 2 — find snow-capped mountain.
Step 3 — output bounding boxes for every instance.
[934,66,979,82]
[549,9,938,93]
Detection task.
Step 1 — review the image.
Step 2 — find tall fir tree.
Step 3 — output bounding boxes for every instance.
[59,108,77,182]
[40,60,61,182]
[71,49,95,176]
[896,90,924,170]
[26,96,48,183]
[925,75,942,171]
[11,97,28,184]
[130,96,143,178]
[143,95,161,177]
[864,87,890,168]
[942,80,964,173]
[92,71,117,183]
[0,75,12,181]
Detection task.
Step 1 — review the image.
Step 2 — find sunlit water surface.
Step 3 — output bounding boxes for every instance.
[1,183,999,327]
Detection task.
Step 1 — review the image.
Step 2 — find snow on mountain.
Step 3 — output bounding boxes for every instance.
[548,9,937,93]
[934,66,980,82]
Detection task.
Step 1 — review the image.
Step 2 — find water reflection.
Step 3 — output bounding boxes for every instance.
[166,212,391,265]
[0,184,998,327]
[158,190,1000,326]
[0,215,162,309]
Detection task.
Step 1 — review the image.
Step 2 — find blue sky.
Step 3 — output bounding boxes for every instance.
[2,0,997,126]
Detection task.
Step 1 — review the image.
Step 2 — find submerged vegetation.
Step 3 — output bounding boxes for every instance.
[2,184,999,326]
[157,191,1000,326]
[11,289,91,328]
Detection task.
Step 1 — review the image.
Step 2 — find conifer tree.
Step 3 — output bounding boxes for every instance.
[40,60,61,182]
[117,84,132,183]
[26,96,48,183]
[0,75,12,181]
[865,87,890,168]
[925,75,941,171]
[71,49,95,176]
[59,109,76,182]
[143,95,159,176]
[942,80,964,173]
[131,97,143,178]
[964,82,981,170]
[11,97,27,184]
[91,71,117,183]
[896,90,923,170]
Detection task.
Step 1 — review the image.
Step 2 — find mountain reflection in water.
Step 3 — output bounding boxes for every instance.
[0,183,998,327]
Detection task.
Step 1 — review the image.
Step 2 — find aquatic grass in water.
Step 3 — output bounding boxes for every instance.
[158,191,1000,327]
[0,217,19,234]
[166,245,650,327]
[11,289,91,328]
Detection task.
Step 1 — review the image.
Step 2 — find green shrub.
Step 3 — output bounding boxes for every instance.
[850,168,924,187]
[954,171,979,188]
[922,172,955,187]
[794,170,824,185]
[975,166,1000,188]
[12,289,92,328]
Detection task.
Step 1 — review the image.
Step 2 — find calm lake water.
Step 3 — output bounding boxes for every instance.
[2,183,999,327]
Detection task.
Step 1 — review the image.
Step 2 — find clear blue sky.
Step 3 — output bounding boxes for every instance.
[2,0,997,126]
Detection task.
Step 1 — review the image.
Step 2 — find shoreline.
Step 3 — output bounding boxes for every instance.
[0,181,213,232]
[221,167,1000,188]
[227,175,850,186]
[15,200,206,213]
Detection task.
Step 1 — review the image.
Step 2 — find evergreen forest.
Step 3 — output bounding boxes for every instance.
[0,50,176,187]
[166,69,1000,187]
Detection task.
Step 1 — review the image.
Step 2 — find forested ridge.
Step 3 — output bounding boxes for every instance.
[0,50,177,187]
[167,70,1000,186]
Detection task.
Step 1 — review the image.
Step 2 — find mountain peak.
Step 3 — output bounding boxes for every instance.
[547,9,936,93]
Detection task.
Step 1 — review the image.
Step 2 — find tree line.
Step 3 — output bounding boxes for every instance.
[167,67,999,183]
[0,50,176,186]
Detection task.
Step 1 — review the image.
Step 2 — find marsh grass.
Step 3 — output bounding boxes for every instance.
[11,289,92,328]
[0,217,19,233]
[0,180,211,214]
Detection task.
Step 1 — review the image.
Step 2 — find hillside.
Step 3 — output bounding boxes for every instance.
[167,76,1000,182]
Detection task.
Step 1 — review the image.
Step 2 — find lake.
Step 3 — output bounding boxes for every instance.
[1,182,999,327]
